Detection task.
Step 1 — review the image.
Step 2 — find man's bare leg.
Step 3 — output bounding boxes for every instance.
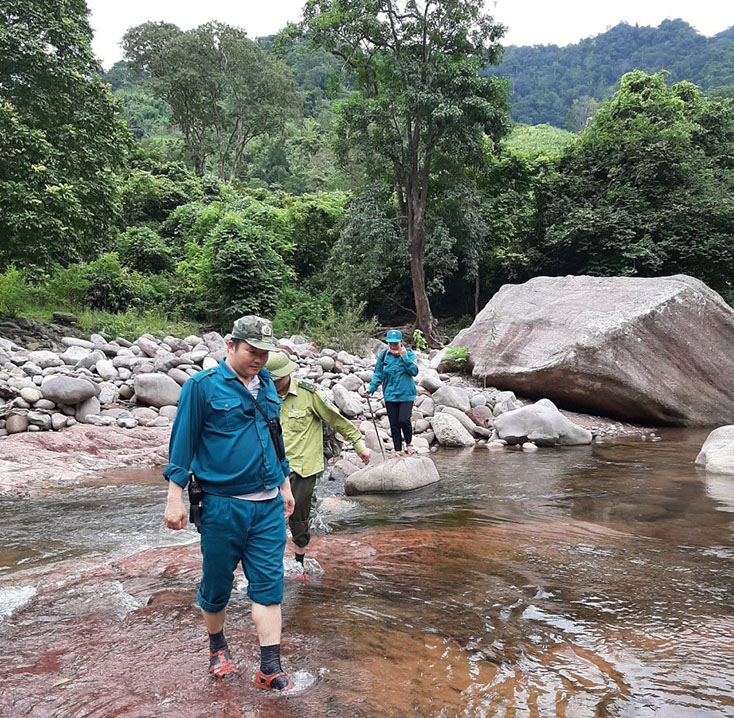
[252,602,292,690]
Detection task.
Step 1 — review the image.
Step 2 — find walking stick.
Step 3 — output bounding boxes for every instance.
[365,394,387,461]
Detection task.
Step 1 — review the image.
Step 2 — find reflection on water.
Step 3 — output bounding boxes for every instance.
[0,430,732,717]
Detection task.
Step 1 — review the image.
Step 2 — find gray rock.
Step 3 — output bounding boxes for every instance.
[76,396,101,423]
[27,350,63,369]
[493,390,522,416]
[432,385,471,413]
[159,405,178,422]
[317,356,335,372]
[202,332,227,354]
[338,374,363,392]
[441,407,484,437]
[331,384,363,418]
[97,382,119,406]
[75,350,106,370]
[27,410,52,430]
[61,337,95,349]
[470,394,487,408]
[329,458,360,483]
[60,345,91,365]
[34,399,55,410]
[134,373,181,408]
[430,413,476,447]
[695,426,734,475]
[136,336,159,358]
[6,413,29,434]
[117,416,139,429]
[132,407,158,425]
[40,376,97,405]
[96,359,118,382]
[346,455,440,494]
[454,274,734,426]
[168,368,191,386]
[19,387,41,404]
[418,369,443,392]
[51,413,67,431]
[119,384,134,400]
[21,362,43,377]
[494,401,592,446]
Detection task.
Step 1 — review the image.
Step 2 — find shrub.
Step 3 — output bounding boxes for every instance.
[0,266,29,316]
[442,346,470,371]
[308,301,377,354]
[117,226,173,274]
[272,285,332,337]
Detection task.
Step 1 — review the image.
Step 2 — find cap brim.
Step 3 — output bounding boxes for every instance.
[244,339,278,351]
[269,359,298,378]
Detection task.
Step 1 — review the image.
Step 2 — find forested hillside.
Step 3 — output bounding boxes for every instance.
[1,2,732,348]
[491,19,734,129]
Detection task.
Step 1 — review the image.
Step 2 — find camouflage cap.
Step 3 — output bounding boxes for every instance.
[230,315,277,351]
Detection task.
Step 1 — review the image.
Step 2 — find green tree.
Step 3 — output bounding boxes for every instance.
[533,71,734,297]
[0,0,130,269]
[302,0,510,346]
[123,22,301,179]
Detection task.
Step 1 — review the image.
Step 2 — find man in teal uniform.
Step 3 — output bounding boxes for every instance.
[265,351,370,568]
[163,315,296,690]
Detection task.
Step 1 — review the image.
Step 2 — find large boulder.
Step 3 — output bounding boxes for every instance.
[40,376,97,405]
[331,384,363,418]
[345,455,440,494]
[453,275,734,426]
[494,400,592,446]
[134,373,182,408]
[695,426,734,475]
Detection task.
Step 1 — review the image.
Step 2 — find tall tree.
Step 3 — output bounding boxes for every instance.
[302,0,509,345]
[123,22,301,179]
[0,0,129,268]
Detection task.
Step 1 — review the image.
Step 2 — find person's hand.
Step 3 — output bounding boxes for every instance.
[399,345,407,356]
[280,481,295,519]
[164,495,187,530]
[358,448,371,465]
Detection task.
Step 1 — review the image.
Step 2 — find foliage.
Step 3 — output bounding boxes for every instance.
[505,124,577,158]
[123,22,301,178]
[272,284,333,337]
[117,226,173,274]
[76,308,198,342]
[0,0,130,269]
[442,346,469,371]
[412,329,427,351]
[530,72,734,296]
[489,19,734,128]
[307,301,378,354]
[0,267,30,317]
[303,0,511,345]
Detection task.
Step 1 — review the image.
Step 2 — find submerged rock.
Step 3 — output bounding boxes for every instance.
[495,400,592,446]
[695,426,734,475]
[345,455,440,494]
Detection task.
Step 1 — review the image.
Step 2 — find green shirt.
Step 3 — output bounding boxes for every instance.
[279,377,366,478]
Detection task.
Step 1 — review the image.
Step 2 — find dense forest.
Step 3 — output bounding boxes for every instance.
[0,1,732,348]
[492,19,734,129]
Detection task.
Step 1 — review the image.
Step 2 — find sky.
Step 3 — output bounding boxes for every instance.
[87,0,733,70]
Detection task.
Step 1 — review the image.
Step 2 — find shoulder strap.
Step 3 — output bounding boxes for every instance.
[377,349,387,370]
[297,380,316,393]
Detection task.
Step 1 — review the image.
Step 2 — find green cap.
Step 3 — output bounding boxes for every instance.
[265,351,298,378]
[230,315,277,351]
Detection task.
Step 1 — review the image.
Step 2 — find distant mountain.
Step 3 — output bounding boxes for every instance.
[489,19,734,129]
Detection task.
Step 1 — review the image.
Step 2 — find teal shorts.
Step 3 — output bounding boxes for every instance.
[197,492,286,612]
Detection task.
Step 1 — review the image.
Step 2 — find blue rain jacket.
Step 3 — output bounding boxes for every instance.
[368,349,418,402]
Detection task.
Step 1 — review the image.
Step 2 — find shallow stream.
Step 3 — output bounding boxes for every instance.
[1,430,732,717]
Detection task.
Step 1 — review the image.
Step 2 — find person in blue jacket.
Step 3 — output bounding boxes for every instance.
[367,329,419,455]
[162,315,296,690]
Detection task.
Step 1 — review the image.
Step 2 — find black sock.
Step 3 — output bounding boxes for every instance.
[260,643,283,675]
[208,630,227,653]
[294,552,304,565]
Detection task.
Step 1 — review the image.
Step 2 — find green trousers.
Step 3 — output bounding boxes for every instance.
[288,470,323,549]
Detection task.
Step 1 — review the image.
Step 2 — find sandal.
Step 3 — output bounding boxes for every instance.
[253,669,294,691]
[404,445,416,455]
[209,648,238,680]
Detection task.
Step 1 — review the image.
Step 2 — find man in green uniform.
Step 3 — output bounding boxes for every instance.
[265,351,370,567]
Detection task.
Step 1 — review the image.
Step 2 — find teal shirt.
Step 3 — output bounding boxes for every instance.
[164,360,289,496]
[368,349,418,402]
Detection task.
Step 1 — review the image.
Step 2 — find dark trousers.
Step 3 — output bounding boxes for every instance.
[288,471,322,549]
[385,401,413,451]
